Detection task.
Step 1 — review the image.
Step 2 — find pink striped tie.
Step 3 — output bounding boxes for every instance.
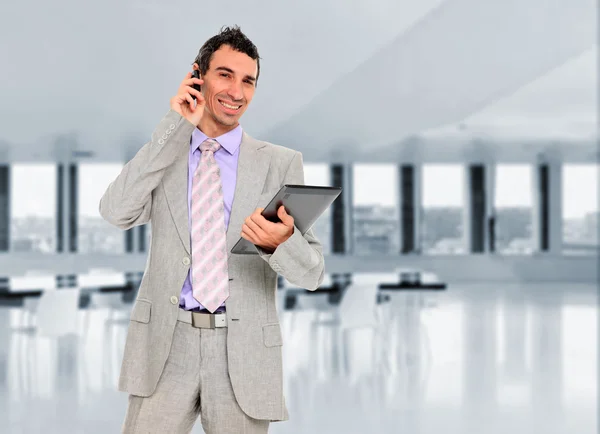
[191,138,230,313]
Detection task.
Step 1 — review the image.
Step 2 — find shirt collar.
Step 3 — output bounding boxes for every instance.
[191,124,243,155]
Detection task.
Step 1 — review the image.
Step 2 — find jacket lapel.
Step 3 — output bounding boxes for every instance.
[161,131,271,258]
[161,141,190,254]
[226,132,271,259]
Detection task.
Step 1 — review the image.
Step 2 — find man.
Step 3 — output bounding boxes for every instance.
[99,26,325,433]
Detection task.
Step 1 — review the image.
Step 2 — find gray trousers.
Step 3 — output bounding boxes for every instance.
[122,313,270,434]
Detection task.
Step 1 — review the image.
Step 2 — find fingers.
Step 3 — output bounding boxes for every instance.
[241,224,258,242]
[184,93,195,111]
[185,77,204,87]
[245,216,265,234]
[179,76,203,105]
[171,73,205,118]
[184,85,204,102]
[252,209,274,227]
[178,74,203,94]
[174,92,194,109]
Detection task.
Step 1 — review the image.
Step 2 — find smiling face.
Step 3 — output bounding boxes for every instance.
[195,44,258,137]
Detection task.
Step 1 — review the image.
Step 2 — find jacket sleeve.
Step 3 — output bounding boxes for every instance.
[256,151,325,291]
[99,109,196,230]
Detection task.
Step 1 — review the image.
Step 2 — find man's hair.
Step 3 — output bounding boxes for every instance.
[193,25,261,86]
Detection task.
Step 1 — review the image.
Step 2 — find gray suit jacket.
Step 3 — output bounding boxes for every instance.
[99,109,325,421]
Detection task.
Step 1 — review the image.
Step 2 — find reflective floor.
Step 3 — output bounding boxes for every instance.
[0,276,596,434]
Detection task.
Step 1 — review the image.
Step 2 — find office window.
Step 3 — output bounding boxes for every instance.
[562,164,599,255]
[78,164,125,254]
[304,164,331,255]
[494,165,534,254]
[352,164,399,255]
[10,164,57,253]
[421,165,465,254]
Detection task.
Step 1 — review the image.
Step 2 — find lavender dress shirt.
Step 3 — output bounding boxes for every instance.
[179,125,243,312]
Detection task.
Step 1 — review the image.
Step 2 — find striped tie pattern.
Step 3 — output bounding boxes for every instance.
[190,138,230,313]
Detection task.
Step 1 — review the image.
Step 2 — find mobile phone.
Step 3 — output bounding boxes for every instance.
[191,70,202,101]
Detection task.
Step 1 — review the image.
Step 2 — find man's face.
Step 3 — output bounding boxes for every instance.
[198,44,257,129]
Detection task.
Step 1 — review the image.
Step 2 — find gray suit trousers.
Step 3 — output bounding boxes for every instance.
[122,310,270,434]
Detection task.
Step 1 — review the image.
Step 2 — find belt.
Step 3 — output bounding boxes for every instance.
[177,308,227,328]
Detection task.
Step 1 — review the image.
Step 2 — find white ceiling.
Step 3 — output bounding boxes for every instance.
[429,47,598,138]
[0,0,596,162]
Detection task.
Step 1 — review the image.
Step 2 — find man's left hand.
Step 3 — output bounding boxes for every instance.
[241,206,294,253]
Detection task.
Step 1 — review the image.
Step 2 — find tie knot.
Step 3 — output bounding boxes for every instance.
[200,138,220,154]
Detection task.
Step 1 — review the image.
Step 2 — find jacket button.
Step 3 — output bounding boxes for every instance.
[170,296,179,305]
[182,257,190,265]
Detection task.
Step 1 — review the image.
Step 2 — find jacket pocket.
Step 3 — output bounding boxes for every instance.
[262,323,283,347]
[130,299,152,324]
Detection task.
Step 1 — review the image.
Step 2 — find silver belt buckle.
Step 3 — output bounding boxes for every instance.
[191,312,227,328]
[213,313,227,328]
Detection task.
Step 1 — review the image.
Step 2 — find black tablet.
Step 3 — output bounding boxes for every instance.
[231,184,342,254]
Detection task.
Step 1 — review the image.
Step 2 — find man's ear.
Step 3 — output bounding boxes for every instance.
[192,63,203,90]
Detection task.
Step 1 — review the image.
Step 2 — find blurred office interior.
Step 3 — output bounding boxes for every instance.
[0,0,597,433]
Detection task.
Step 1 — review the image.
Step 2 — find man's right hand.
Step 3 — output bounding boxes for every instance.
[170,72,205,126]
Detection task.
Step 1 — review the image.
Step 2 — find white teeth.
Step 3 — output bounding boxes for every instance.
[219,100,241,110]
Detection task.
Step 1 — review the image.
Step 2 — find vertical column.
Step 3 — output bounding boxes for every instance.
[532,161,561,253]
[0,147,10,411]
[531,164,539,252]
[463,166,472,252]
[485,163,496,253]
[539,164,550,252]
[399,165,417,253]
[548,162,563,254]
[57,164,64,252]
[56,162,78,287]
[0,138,11,411]
[0,165,9,252]
[56,162,78,253]
[125,227,134,253]
[138,225,147,252]
[125,222,148,252]
[125,222,148,253]
[467,164,486,253]
[330,164,353,254]
[540,164,550,252]
[345,164,354,255]
[414,165,422,254]
[68,164,78,253]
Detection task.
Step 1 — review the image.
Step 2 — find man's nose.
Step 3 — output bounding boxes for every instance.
[227,82,244,101]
